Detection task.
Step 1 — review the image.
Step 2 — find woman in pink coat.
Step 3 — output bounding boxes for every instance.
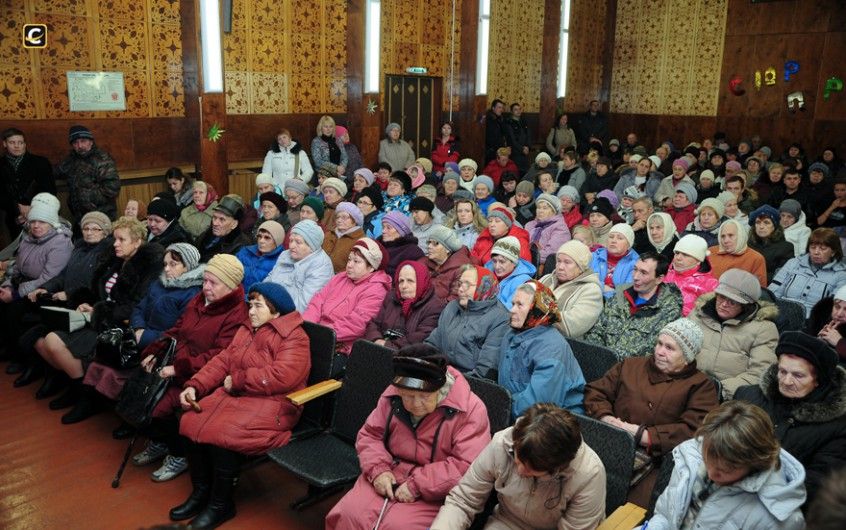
[325,344,492,530]
[172,282,310,529]
[663,234,719,316]
[303,237,392,355]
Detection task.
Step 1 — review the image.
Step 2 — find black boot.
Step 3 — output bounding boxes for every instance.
[36,369,69,400]
[112,421,135,440]
[60,385,101,424]
[187,467,238,529]
[48,377,82,410]
[169,445,212,521]
[13,362,44,387]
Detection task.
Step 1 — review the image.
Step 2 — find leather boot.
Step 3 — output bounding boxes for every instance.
[13,362,44,387]
[187,467,238,529]
[169,445,212,521]
[60,385,101,424]
[48,377,82,410]
[36,369,69,400]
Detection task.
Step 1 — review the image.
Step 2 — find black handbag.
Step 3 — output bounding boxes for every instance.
[115,338,176,429]
[95,327,141,369]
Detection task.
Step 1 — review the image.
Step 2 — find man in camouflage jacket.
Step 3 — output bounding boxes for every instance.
[56,125,120,221]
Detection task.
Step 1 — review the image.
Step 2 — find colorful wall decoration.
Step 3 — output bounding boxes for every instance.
[0,0,185,120]
[609,0,728,116]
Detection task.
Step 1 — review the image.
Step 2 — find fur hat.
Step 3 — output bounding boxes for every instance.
[390,171,412,193]
[659,318,704,362]
[257,220,286,246]
[673,234,709,262]
[291,219,324,251]
[147,197,180,222]
[776,331,838,387]
[715,268,760,305]
[491,235,522,264]
[249,282,296,315]
[359,186,384,210]
[165,242,201,271]
[556,240,592,272]
[409,197,435,214]
[205,254,245,290]
[259,192,287,214]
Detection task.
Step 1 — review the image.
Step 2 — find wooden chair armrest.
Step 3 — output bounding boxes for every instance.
[286,379,342,405]
[596,502,646,530]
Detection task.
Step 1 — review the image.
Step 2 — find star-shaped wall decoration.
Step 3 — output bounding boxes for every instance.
[366,98,378,115]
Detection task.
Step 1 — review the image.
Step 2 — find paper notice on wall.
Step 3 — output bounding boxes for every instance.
[67,71,126,111]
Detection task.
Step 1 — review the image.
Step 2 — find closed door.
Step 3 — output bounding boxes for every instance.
[384,75,442,159]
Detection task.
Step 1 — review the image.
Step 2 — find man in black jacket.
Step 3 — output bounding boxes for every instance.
[0,128,56,239]
[484,99,507,165]
[505,102,531,175]
[575,100,609,154]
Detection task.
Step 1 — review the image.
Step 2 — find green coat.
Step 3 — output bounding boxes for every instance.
[178,200,218,240]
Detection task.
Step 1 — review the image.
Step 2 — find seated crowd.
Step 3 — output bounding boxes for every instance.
[1,119,845,530]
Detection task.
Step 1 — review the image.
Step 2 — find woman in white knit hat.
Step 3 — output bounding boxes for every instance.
[663,234,719,316]
[539,240,604,338]
[589,223,640,298]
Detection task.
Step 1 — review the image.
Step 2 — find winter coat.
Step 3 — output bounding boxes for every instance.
[378,138,415,173]
[514,201,536,227]
[264,248,334,313]
[482,159,519,188]
[303,270,391,354]
[55,145,121,220]
[364,286,446,349]
[322,227,365,273]
[590,247,639,299]
[262,141,314,186]
[344,143,365,177]
[783,212,811,257]
[3,225,73,297]
[325,367,491,530]
[546,125,577,155]
[688,294,779,399]
[432,428,606,530]
[682,217,723,247]
[539,270,603,339]
[769,254,846,317]
[667,203,696,234]
[556,165,587,192]
[472,226,532,265]
[613,171,663,202]
[411,222,437,253]
[41,237,113,296]
[196,227,252,263]
[647,439,806,530]
[362,210,384,239]
[380,235,425,277]
[235,243,284,291]
[708,246,768,287]
[453,223,481,250]
[130,266,204,349]
[418,246,479,302]
[663,262,719,316]
[178,200,219,240]
[0,151,55,237]
[431,135,460,174]
[749,237,794,283]
[653,175,696,206]
[486,258,536,310]
[807,296,846,362]
[148,220,191,248]
[525,215,571,264]
[311,135,349,174]
[382,192,413,215]
[73,243,165,330]
[180,311,310,455]
[426,298,510,379]
[584,283,683,361]
[499,325,586,420]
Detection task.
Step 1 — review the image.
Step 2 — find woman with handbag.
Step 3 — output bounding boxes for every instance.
[171,282,310,529]
[35,217,164,425]
[583,318,719,507]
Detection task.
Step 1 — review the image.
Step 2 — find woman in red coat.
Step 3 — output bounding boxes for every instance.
[325,344,491,530]
[471,204,531,264]
[171,282,310,529]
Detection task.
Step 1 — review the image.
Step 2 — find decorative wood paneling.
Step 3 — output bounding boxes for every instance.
[0,0,186,120]
[610,0,728,116]
[564,0,608,112]
[486,0,545,112]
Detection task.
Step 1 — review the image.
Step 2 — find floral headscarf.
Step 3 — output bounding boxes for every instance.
[471,265,499,301]
[395,260,432,317]
[519,280,562,330]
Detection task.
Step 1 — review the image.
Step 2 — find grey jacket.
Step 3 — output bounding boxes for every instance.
[426,298,510,379]
[648,439,805,530]
[3,225,73,296]
[264,247,334,313]
[769,254,846,317]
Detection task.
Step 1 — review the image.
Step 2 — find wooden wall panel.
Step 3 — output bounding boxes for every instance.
[564,0,607,112]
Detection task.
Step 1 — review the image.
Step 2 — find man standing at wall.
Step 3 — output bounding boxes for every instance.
[484,99,507,164]
[55,125,121,222]
[505,102,531,175]
[0,128,56,239]
[575,99,609,154]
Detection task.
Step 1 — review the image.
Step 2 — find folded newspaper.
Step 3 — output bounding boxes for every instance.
[40,306,92,333]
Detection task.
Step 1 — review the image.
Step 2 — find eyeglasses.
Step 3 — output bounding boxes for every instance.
[356,199,373,207]
[82,227,104,232]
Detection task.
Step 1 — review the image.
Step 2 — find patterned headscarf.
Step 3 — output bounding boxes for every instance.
[471,265,499,301]
[520,280,562,330]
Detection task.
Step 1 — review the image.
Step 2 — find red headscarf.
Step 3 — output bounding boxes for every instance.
[395,260,432,317]
[471,265,499,301]
[195,183,219,212]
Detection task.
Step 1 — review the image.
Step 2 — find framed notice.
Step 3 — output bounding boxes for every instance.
[67,71,126,111]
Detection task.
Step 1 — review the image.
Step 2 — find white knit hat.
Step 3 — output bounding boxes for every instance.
[610,223,635,247]
[673,234,709,262]
[28,192,61,227]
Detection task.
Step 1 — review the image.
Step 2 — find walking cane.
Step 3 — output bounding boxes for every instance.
[111,433,139,488]
[373,483,399,530]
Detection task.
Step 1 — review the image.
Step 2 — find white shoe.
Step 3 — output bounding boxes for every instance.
[151,455,188,482]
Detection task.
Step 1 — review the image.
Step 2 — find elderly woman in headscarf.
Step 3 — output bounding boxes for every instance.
[325,344,491,530]
[584,318,719,506]
[735,331,846,507]
[179,181,219,239]
[708,218,767,287]
[364,260,446,350]
[646,212,679,260]
[378,123,415,174]
[426,265,509,379]
[540,240,603,339]
[322,202,366,273]
[499,280,586,421]
[688,269,778,400]
[524,193,571,269]
[417,225,478,301]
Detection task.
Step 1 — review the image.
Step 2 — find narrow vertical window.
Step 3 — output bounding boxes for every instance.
[364,0,382,93]
[476,0,491,95]
[557,0,571,98]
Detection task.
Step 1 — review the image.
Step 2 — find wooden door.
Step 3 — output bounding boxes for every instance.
[384,75,442,159]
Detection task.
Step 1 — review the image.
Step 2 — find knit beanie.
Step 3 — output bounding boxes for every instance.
[249,282,296,315]
[779,199,802,221]
[335,125,348,139]
[335,201,364,226]
[321,177,348,197]
[630,154,643,164]
[809,162,830,178]
[452,189,474,201]
[255,173,274,187]
[416,157,433,174]
[610,223,635,247]
[648,155,661,170]
[382,210,412,237]
[427,225,463,253]
[445,161,460,174]
[458,158,478,172]
[589,197,614,221]
[385,122,401,135]
[675,181,698,204]
[726,160,742,172]
[409,197,435,214]
[475,175,494,193]
[284,178,310,197]
[491,236,521,264]
[416,184,438,202]
[257,220,286,246]
[80,211,112,235]
[556,240,592,272]
[443,171,461,187]
[776,331,838,388]
[749,204,780,227]
[698,169,716,183]
[205,254,245,289]
[301,196,325,219]
[165,242,201,271]
[760,146,772,158]
[291,219,325,251]
[516,180,534,196]
[673,234,709,262]
[597,189,620,209]
[487,206,514,229]
[535,152,552,164]
[623,186,645,200]
[696,197,725,219]
[147,197,180,222]
[659,318,704,362]
[353,168,375,186]
[717,191,737,207]
[715,268,760,305]
[68,125,94,143]
[27,193,60,227]
[557,185,580,203]
[536,193,561,215]
[672,157,690,171]
[352,237,385,270]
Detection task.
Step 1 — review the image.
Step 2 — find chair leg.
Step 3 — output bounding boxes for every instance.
[290,483,349,511]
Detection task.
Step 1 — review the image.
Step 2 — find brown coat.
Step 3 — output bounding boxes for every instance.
[323,227,365,273]
[417,246,479,302]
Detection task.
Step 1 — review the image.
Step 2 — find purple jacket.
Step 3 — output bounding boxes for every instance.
[524,215,572,264]
[3,225,73,297]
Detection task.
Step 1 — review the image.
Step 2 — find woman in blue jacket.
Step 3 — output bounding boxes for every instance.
[484,235,536,310]
[235,221,285,292]
[499,280,586,420]
[590,223,640,298]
